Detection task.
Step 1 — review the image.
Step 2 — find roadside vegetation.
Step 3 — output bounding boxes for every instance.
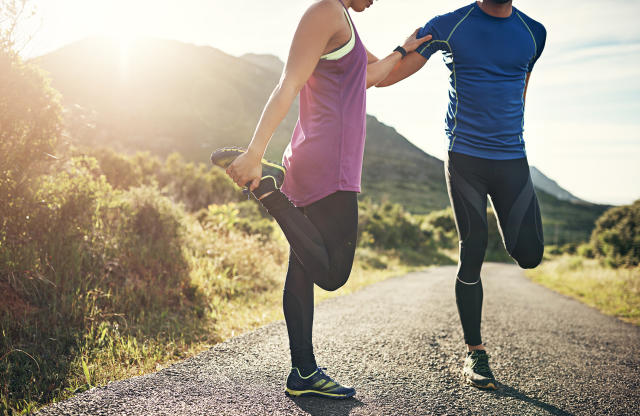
[527,200,640,326]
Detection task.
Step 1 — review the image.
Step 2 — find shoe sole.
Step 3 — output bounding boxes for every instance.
[465,377,498,390]
[285,388,355,400]
[211,147,285,173]
[210,147,286,190]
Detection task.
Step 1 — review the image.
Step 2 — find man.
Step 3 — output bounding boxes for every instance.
[378,0,546,389]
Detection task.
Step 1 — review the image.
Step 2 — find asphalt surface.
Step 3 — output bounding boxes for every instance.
[37,264,640,416]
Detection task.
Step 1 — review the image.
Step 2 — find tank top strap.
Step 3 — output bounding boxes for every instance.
[336,0,355,26]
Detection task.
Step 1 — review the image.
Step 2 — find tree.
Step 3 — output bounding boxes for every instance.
[0,0,37,51]
[0,0,62,278]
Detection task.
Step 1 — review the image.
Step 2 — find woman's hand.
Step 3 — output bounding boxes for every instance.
[402,29,432,53]
[226,149,263,191]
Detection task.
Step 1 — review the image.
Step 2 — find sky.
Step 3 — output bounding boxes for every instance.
[17,0,640,205]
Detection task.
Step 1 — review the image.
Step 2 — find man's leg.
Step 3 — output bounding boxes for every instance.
[446,152,490,348]
[488,157,544,269]
[446,152,499,390]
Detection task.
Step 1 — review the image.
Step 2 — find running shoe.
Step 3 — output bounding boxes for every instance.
[285,367,356,399]
[210,146,286,199]
[463,350,497,390]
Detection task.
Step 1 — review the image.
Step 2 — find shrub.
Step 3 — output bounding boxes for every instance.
[421,207,513,263]
[590,200,640,267]
[157,153,242,212]
[422,208,458,249]
[88,149,241,212]
[0,155,201,410]
[199,201,275,241]
[577,244,595,259]
[358,200,433,251]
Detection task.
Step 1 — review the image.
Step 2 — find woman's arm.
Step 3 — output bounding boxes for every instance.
[376,52,428,87]
[365,29,431,89]
[226,1,342,190]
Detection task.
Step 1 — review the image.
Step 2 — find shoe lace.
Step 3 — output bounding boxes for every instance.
[472,354,493,377]
[316,367,338,384]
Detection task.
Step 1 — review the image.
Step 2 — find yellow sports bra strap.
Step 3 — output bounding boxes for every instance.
[321,8,355,61]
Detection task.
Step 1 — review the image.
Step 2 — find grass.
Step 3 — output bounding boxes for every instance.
[526,254,640,326]
[1,227,441,415]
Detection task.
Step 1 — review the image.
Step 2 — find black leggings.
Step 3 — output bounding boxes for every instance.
[260,190,358,375]
[446,152,544,346]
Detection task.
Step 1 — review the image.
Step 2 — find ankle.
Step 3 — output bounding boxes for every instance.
[467,344,486,352]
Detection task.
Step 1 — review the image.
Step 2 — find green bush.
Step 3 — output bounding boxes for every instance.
[422,208,458,249]
[0,153,217,408]
[590,200,640,268]
[0,44,62,290]
[157,153,242,212]
[89,149,241,212]
[421,207,513,263]
[199,201,275,241]
[358,200,433,251]
[89,148,150,190]
[577,244,595,259]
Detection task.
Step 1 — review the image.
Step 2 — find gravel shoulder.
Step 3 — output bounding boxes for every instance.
[37,263,640,416]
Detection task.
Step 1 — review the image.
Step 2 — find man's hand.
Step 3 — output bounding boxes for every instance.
[226,150,263,191]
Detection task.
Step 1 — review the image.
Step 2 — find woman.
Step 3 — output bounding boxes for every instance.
[211,0,430,399]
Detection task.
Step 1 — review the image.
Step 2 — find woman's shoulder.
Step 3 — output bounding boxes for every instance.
[303,0,345,22]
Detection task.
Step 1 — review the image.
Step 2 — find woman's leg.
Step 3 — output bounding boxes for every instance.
[260,190,357,291]
[283,249,316,375]
[303,191,358,291]
[281,191,358,375]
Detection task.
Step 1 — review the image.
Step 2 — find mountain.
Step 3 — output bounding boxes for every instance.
[33,37,608,243]
[530,167,585,204]
[241,53,288,74]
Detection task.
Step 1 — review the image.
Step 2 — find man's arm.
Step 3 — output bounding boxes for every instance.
[523,72,532,104]
[376,52,428,87]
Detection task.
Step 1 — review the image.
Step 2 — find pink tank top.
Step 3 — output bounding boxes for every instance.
[281,0,368,207]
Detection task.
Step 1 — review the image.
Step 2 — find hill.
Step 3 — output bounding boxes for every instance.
[33,36,608,243]
[530,167,585,204]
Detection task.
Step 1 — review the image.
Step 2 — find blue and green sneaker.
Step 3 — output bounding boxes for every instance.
[285,367,356,400]
[463,350,498,390]
[210,146,286,199]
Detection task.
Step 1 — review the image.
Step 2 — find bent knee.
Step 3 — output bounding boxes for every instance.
[316,273,349,292]
[515,247,544,269]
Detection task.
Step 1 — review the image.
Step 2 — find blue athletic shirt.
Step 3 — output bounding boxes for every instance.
[417,3,546,160]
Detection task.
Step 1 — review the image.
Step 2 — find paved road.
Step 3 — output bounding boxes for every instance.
[37,264,640,416]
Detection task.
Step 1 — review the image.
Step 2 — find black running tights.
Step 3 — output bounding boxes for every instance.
[259,190,358,375]
[446,152,544,346]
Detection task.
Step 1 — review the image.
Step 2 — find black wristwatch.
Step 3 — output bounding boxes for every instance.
[394,46,408,58]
